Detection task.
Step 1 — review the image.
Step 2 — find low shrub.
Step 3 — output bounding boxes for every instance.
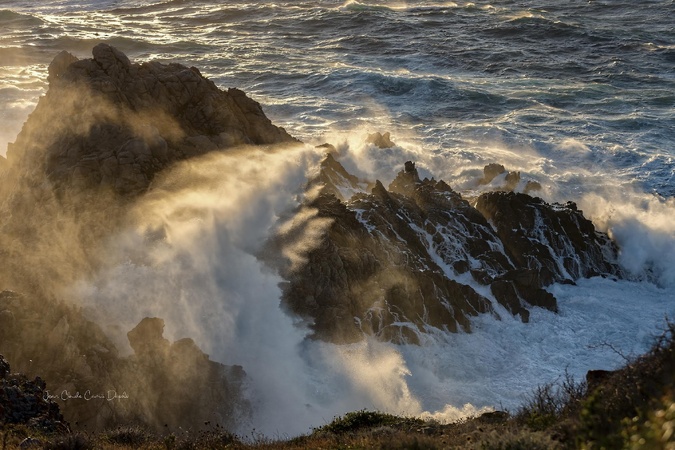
[317,410,427,435]
[515,370,586,431]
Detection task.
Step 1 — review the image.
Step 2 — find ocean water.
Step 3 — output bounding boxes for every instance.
[1,0,674,437]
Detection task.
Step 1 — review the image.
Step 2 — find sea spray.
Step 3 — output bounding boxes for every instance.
[69,141,502,435]
[580,191,675,287]
[1,0,673,436]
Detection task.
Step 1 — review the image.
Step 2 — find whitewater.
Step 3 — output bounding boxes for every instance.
[1,0,674,437]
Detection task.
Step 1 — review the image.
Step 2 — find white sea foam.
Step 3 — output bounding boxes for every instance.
[401,277,674,416]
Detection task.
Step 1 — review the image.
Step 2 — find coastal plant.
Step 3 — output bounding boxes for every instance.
[578,320,675,449]
[515,370,586,431]
[44,433,93,450]
[621,391,675,449]
[103,425,152,446]
[316,410,427,435]
[472,428,563,450]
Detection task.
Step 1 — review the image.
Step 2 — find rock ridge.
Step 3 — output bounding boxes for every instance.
[275,154,622,343]
[3,43,297,198]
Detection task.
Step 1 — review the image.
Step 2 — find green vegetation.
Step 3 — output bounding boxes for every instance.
[2,322,674,449]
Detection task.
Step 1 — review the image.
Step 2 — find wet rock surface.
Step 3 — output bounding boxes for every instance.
[276,156,621,343]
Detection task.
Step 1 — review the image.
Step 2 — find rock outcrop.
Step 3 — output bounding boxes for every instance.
[3,43,297,198]
[0,290,248,431]
[478,163,541,194]
[121,318,248,431]
[0,46,287,432]
[308,152,370,201]
[366,131,395,149]
[0,354,69,433]
[475,192,618,285]
[274,155,621,343]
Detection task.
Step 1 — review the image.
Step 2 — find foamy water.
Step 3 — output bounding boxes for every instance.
[2,0,674,437]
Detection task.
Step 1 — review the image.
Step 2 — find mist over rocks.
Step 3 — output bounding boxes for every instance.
[275,154,622,343]
[122,318,249,431]
[478,163,542,194]
[307,151,371,201]
[0,45,292,433]
[0,44,300,293]
[0,291,247,431]
[3,43,297,198]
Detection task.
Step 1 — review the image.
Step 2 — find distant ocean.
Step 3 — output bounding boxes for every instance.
[1,0,674,436]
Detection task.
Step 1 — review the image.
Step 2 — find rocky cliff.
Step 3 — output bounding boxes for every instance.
[2,43,296,197]
[274,154,621,344]
[0,354,69,433]
[0,45,294,431]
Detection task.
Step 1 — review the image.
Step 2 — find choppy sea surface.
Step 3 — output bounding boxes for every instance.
[1,0,674,436]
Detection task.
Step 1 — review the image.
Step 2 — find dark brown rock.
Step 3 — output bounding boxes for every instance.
[275,157,622,343]
[366,131,395,148]
[275,160,508,343]
[479,163,541,194]
[127,317,170,358]
[0,355,9,379]
[480,163,506,184]
[123,318,249,431]
[475,191,621,284]
[388,160,422,196]
[0,355,69,433]
[504,171,521,191]
[5,43,298,198]
[47,50,79,84]
[308,152,364,201]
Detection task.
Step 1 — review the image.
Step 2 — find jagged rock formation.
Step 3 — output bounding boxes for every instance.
[308,152,370,201]
[0,45,293,432]
[366,131,395,149]
[2,43,296,199]
[275,156,621,343]
[475,193,618,285]
[478,163,541,194]
[122,318,248,430]
[0,354,69,433]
